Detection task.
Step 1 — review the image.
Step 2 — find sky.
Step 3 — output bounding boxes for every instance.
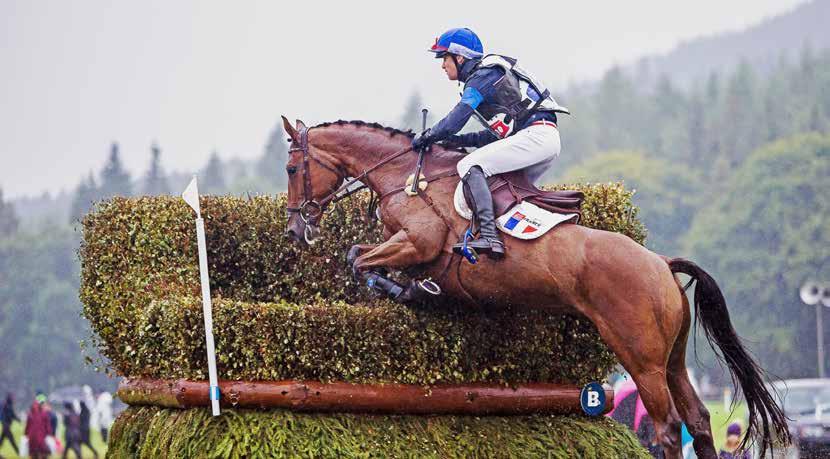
[0,0,809,198]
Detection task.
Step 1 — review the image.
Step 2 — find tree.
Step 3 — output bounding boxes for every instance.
[256,122,290,192]
[201,151,226,195]
[685,132,830,379]
[0,223,112,395]
[142,142,170,196]
[0,187,19,238]
[68,172,100,223]
[99,142,133,197]
[561,150,702,255]
[398,90,428,132]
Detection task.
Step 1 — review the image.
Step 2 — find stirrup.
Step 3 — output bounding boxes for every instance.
[452,229,479,264]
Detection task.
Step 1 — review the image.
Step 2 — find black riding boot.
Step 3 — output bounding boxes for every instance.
[452,166,505,260]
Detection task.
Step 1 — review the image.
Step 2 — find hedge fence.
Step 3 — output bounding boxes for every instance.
[79,184,646,385]
[108,406,650,459]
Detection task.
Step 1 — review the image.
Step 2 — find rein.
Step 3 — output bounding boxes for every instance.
[286,126,414,225]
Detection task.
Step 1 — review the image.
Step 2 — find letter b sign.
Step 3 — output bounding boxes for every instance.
[580,382,606,416]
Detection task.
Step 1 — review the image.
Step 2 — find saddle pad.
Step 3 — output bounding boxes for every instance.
[454,182,578,240]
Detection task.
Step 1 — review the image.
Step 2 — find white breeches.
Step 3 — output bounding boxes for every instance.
[456,123,561,184]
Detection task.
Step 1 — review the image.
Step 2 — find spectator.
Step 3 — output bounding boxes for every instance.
[96,391,114,443]
[42,401,60,455]
[24,397,52,459]
[62,402,82,459]
[718,422,750,459]
[0,393,19,455]
[78,401,99,459]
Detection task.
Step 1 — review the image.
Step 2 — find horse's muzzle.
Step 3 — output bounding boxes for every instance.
[285,214,321,246]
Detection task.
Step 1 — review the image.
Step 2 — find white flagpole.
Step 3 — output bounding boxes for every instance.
[182,175,221,416]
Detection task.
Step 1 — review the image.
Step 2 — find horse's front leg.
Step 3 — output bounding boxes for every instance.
[352,229,444,303]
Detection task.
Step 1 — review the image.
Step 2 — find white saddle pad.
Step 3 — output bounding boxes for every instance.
[453,182,578,240]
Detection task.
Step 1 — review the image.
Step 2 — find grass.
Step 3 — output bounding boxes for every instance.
[0,420,108,459]
[704,400,749,452]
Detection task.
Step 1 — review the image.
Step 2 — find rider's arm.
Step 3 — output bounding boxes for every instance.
[446,129,498,148]
[426,67,504,142]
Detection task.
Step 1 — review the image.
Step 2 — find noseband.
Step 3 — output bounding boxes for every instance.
[286,126,414,233]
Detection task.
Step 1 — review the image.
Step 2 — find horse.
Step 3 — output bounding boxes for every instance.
[280,116,789,458]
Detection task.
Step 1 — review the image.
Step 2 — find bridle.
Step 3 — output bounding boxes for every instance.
[286,126,414,242]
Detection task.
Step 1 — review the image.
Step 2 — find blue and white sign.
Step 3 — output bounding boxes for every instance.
[580,382,606,416]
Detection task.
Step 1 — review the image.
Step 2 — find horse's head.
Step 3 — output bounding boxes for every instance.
[282,116,345,246]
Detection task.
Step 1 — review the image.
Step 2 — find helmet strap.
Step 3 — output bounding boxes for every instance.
[451,55,463,80]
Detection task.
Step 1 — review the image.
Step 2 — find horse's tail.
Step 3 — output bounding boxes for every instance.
[668,257,790,455]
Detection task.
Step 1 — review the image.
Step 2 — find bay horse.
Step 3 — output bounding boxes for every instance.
[280,116,788,458]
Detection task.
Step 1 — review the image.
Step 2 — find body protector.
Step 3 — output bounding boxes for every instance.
[470,54,569,138]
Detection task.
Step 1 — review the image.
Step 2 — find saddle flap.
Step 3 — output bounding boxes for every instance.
[487,171,584,218]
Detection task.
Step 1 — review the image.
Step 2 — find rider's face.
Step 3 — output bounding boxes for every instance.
[441,55,463,81]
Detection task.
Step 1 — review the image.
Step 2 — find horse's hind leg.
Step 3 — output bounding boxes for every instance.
[666,292,717,459]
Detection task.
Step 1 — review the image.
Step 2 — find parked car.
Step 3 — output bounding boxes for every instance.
[762,378,830,458]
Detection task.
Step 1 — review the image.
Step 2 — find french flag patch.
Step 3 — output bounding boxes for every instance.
[504,212,524,230]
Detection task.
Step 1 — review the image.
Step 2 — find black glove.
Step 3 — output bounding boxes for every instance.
[411,128,434,152]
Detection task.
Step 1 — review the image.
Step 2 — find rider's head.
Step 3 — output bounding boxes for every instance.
[428,28,483,81]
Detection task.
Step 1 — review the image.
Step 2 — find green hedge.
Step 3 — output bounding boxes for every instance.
[108,407,649,459]
[122,295,616,384]
[80,185,645,384]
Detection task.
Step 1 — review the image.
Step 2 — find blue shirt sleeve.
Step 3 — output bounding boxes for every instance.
[427,67,505,142]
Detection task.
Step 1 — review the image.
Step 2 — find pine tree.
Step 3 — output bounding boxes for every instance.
[399,90,427,132]
[143,142,170,196]
[69,172,99,223]
[256,123,290,191]
[201,151,226,195]
[0,187,20,237]
[99,142,133,198]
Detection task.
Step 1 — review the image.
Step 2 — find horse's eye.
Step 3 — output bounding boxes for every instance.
[286,166,297,175]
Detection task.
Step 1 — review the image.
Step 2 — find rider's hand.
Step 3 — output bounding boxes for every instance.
[412,129,433,152]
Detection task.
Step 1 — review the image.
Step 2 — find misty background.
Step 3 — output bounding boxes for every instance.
[1,0,829,401]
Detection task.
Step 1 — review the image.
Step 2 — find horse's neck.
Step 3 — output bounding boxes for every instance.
[333,135,417,196]
[323,128,462,197]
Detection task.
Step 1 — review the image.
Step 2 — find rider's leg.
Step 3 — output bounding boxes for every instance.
[454,124,561,259]
[457,166,505,259]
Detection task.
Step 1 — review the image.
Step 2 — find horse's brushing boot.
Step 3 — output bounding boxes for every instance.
[365,271,441,303]
[452,166,505,260]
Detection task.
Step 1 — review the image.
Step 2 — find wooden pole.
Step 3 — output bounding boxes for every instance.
[118,377,614,416]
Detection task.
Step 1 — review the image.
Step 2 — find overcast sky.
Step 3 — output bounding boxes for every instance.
[0,0,808,198]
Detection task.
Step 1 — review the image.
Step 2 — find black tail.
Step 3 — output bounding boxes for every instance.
[669,257,790,456]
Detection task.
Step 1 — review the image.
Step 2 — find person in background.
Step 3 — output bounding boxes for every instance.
[78,401,99,459]
[718,422,750,459]
[24,395,52,459]
[61,402,82,459]
[0,393,19,455]
[42,401,60,455]
[96,391,114,443]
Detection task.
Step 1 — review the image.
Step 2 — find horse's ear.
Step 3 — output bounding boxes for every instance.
[295,119,307,131]
[282,115,299,141]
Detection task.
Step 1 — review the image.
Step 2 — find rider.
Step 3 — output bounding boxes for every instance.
[412,27,569,260]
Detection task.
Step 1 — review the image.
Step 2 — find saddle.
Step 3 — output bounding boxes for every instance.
[488,171,584,220]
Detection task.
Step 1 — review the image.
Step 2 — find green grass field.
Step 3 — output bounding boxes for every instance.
[704,400,750,451]
[0,420,108,459]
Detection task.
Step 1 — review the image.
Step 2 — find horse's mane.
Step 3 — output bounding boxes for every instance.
[312,120,416,139]
[311,119,468,159]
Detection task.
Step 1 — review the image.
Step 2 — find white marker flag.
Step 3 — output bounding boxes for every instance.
[181,176,221,416]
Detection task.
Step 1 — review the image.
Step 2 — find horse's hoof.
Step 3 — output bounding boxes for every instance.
[346,245,361,267]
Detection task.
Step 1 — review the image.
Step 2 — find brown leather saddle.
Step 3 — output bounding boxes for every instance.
[487,171,584,220]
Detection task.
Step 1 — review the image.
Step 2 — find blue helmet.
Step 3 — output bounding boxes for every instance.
[428,28,483,60]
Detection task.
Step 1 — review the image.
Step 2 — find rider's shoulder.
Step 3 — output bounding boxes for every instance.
[466,64,505,87]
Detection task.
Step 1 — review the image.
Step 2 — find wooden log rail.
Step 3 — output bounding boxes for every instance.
[118,378,614,416]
